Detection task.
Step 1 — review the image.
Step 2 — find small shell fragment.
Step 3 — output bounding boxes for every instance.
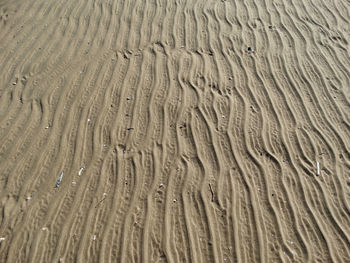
[78,165,85,176]
[0,237,5,243]
[25,196,31,201]
[93,235,96,241]
[55,172,64,188]
[316,161,320,176]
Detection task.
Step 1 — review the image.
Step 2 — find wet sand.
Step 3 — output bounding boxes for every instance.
[1,0,350,262]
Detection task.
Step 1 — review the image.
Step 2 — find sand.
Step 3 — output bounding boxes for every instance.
[0,0,350,262]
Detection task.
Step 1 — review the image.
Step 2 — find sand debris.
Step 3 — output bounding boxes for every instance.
[78,165,85,176]
[95,195,107,208]
[209,184,214,202]
[0,237,5,243]
[55,172,64,188]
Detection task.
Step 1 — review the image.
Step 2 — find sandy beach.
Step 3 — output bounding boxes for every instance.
[1,0,350,262]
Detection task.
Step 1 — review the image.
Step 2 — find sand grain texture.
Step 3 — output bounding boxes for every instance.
[1,0,350,262]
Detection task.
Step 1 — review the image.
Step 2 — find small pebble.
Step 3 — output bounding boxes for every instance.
[87,118,91,123]
[45,126,50,129]
[12,82,17,85]
[25,196,31,201]
[42,227,48,231]
[0,237,5,243]
[72,181,76,185]
[93,235,96,241]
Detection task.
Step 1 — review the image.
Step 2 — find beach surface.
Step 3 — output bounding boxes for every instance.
[1,0,350,262]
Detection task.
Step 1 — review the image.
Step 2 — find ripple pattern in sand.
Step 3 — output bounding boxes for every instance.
[0,0,350,262]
